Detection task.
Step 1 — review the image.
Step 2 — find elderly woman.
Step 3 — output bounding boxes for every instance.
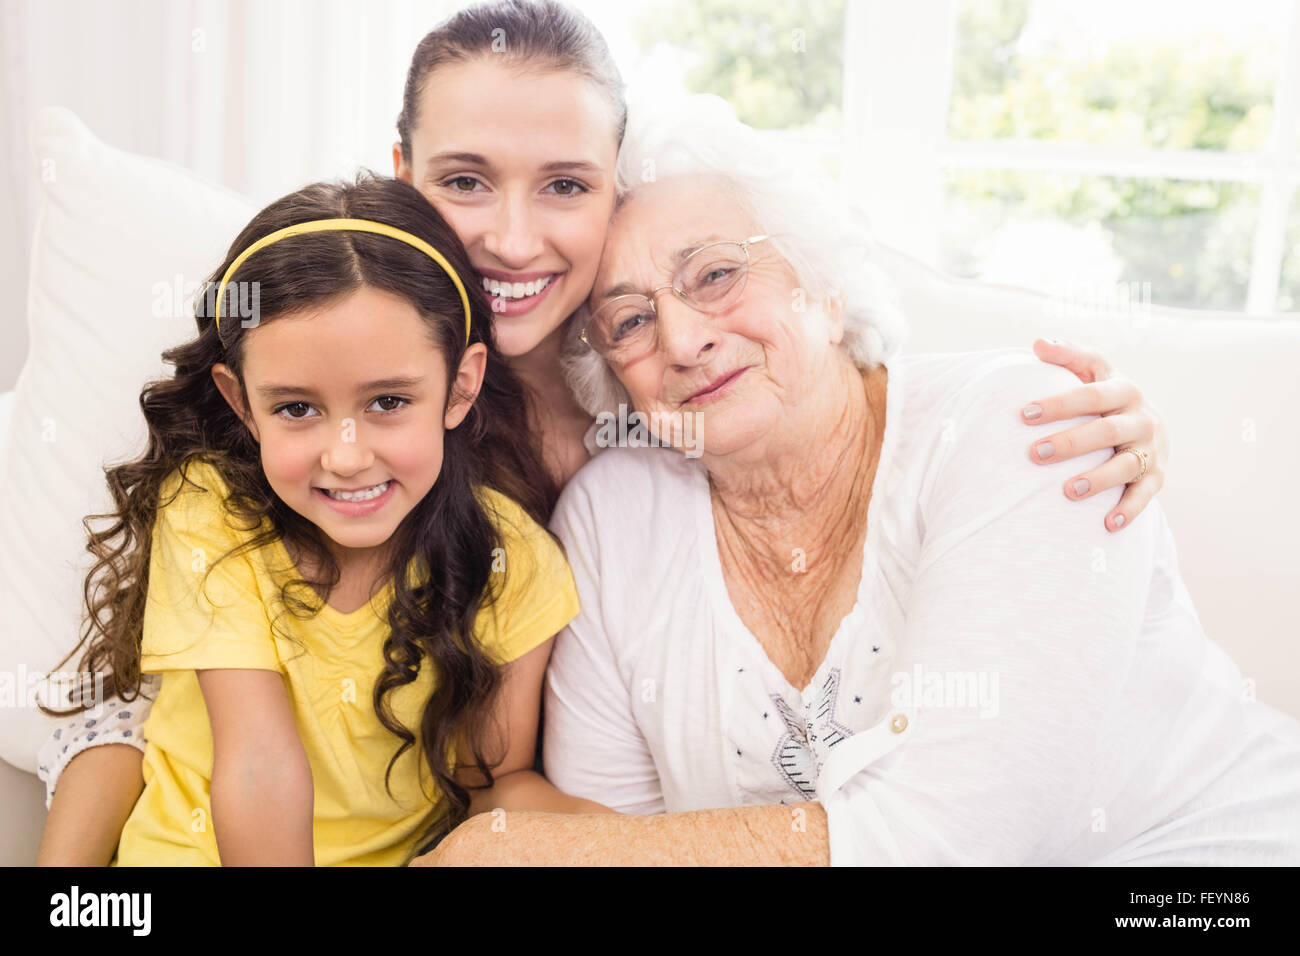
[415,98,1300,866]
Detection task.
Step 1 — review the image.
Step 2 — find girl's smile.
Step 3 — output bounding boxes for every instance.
[312,479,397,515]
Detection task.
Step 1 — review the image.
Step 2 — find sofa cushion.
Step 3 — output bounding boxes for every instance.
[0,107,255,771]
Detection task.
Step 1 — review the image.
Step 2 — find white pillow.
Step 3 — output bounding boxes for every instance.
[0,107,256,771]
[0,391,13,460]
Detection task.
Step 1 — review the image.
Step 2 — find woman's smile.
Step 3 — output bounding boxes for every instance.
[681,366,750,406]
[477,268,563,317]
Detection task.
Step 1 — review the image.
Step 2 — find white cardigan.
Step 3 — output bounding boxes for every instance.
[542,348,1300,864]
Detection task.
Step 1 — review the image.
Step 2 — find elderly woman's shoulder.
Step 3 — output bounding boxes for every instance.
[552,445,698,525]
[889,347,1088,468]
[899,346,1079,403]
[895,347,1081,425]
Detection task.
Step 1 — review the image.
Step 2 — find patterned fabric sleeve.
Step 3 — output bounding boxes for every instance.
[36,675,159,810]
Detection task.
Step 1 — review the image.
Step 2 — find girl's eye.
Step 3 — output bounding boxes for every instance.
[369,396,408,414]
[547,178,588,197]
[275,401,316,420]
[442,175,484,193]
[273,397,408,420]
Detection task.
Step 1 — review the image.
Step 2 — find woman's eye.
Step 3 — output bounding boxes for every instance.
[613,313,653,342]
[702,266,736,285]
[443,176,483,193]
[547,178,588,196]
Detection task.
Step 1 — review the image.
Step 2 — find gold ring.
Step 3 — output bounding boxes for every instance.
[1121,447,1149,482]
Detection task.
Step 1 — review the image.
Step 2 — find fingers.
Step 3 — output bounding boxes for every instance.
[1021,378,1142,426]
[1028,413,1150,464]
[1063,445,1145,496]
[1107,473,1163,532]
[1031,338,1115,384]
[1059,446,1164,532]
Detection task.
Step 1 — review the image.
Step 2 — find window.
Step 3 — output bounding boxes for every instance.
[616,0,1300,314]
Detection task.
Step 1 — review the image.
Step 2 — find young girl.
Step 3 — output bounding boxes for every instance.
[36,0,1170,865]
[40,173,608,866]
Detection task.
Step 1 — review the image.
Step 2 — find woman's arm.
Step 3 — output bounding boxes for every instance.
[199,668,314,866]
[36,743,144,866]
[413,802,830,866]
[458,636,616,817]
[1026,338,1168,531]
[412,488,828,866]
[416,612,832,865]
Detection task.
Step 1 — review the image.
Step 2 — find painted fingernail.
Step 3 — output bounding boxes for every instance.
[1113,514,1125,528]
[1022,404,1042,420]
[1073,478,1090,496]
[1036,441,1054,460]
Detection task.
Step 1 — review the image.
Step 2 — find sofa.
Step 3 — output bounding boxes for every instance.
[1,107,1297,865]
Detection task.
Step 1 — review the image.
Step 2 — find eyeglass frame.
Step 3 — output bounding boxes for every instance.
[579,234,773,357]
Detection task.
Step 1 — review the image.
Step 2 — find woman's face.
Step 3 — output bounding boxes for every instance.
[212,286,486,567]
[588,176,845,459]
[395,57,619,359]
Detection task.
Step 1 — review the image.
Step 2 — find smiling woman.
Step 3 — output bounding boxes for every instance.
[393,4,622,362]
[390,0,627,489]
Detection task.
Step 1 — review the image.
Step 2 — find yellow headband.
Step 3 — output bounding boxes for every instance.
[213,217,472,345]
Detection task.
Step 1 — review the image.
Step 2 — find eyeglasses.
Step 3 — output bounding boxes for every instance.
[580,235,771,364]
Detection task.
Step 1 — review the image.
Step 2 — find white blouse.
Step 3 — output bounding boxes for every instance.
[542,347,1300,864]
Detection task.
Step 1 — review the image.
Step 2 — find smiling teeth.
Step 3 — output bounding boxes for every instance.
[481,275,554,299]
[324,481,390,502]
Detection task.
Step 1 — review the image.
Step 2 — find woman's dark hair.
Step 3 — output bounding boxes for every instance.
[42,172,559,853]
[396,0,626,167]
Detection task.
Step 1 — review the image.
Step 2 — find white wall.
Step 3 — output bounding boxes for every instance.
[0,0,460,391]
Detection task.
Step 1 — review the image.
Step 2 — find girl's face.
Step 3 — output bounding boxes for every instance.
[394,57,619,359]
[212,286,487,568]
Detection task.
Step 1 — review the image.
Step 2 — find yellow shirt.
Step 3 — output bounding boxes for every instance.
[113,457,579,867]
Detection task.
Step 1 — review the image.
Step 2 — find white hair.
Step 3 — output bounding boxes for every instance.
[560,91,909,418]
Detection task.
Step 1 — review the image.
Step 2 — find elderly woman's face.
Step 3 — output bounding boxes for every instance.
[589,176,844,457]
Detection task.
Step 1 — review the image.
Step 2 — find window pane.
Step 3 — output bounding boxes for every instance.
[948,0,1283,152]
[941,169,1258,310]
[634,0,846,131]
[1275,190,1300,311]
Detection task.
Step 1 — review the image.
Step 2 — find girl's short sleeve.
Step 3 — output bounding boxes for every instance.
[473,490,580,666]
[141,464,281,673]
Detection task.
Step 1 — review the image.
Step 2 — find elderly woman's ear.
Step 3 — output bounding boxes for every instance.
[824,294,847,346]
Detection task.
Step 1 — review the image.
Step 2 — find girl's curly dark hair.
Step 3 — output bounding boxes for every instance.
[41,171,560,854]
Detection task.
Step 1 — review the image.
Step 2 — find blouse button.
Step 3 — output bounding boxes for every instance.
[889,713,909,734]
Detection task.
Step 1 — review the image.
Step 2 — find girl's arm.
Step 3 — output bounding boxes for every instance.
[36,743,144,866]
[198,668,315,866]
[1025,338,1168,531]
[35,679,155,866]
[458,635,616,818]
